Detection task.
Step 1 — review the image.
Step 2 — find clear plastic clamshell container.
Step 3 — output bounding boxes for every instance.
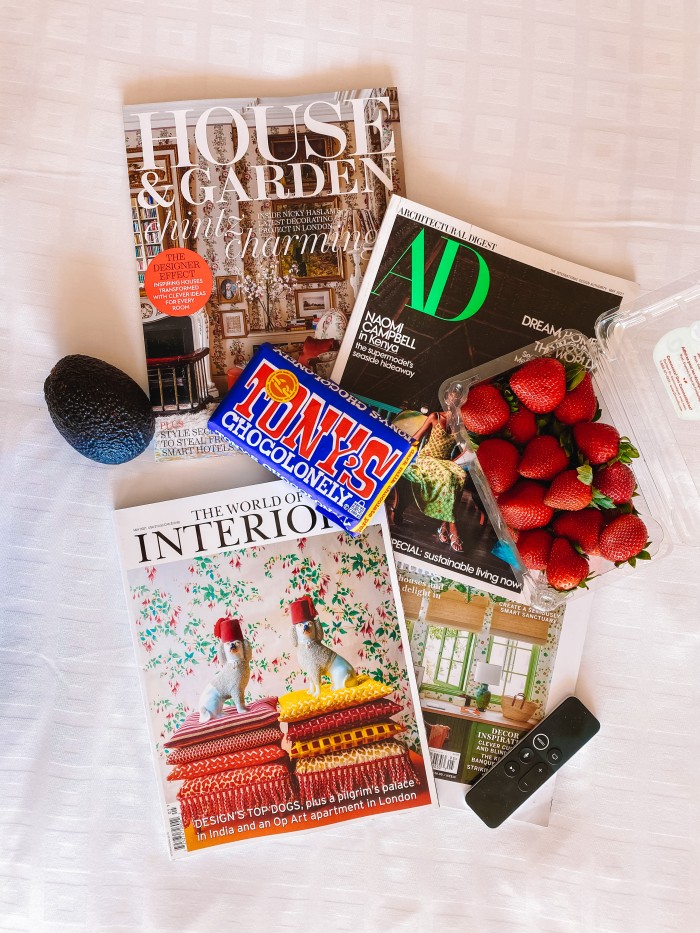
[439,273,700,612]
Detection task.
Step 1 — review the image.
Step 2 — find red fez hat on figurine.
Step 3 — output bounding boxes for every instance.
[290,595,317,625]
[214,617,243,642]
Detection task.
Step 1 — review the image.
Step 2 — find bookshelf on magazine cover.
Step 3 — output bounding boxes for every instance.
[332,196,639,601]
[122,88,404,461]
[113,480,435,857]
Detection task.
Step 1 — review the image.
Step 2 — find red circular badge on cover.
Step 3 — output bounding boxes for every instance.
[144,248,213,317]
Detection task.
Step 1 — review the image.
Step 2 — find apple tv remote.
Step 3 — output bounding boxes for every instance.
[465,696,600,828]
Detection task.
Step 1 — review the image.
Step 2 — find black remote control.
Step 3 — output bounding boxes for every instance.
[465,695,600,828]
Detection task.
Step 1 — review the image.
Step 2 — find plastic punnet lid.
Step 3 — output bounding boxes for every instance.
[595,273,700,546]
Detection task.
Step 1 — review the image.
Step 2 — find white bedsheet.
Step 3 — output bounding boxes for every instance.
[2,2,699,930]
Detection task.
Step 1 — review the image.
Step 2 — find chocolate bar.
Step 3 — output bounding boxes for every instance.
[208,344,416,534]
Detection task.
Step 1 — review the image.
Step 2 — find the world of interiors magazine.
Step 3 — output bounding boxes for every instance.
[397,564,591,825]
[332,196,639,601]
[113,480,435,858]
[122,88,404,461]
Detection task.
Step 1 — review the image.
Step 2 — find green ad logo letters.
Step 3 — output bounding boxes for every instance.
[371,229,490,322]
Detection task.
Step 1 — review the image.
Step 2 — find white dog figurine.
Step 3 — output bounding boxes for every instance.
[290,595,356,697]
[198,617,252,723]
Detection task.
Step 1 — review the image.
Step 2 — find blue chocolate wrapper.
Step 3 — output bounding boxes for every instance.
[207,344,416,535]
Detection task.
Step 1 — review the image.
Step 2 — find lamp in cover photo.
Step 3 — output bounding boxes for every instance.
[473,662,503,712]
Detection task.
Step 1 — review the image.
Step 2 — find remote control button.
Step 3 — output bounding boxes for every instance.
[532,733,549,750]
[517,762,551,793]
[518,747,535,763]
[503,761,519,777]
[546,747,563,765]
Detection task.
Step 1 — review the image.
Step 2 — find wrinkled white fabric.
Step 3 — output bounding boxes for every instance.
[2,1,700,930]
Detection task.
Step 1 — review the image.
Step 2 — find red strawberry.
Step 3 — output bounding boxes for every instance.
[594,461,636,504]
[546,538,589,591]
[498,481,554,530]
[553,372,598,425]
[476,438,520,494]
[572,422,620,465]
[544,467,593,511]
[519,435,569,481]
[461,383,510,435]
[599,514,650,565]
[509,358,567,414]
[517,529,553,571]
[552,509,603,555]
[505,407,537,445]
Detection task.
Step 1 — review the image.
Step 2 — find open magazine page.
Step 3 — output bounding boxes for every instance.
[333,197,639,600]
[113,481,435,858]
[122,88,404,461]
[397,564,591,825]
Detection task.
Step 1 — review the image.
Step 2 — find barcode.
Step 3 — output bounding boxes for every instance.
[166,803,186,853]
[429,748,460,775]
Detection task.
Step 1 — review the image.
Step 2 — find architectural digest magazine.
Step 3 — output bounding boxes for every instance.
[122,88,404,461]
[332,197,639,600]
[398,565,591,824]
[113,480,435,857]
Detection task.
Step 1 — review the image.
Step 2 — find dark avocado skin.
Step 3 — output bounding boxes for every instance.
[44,355,155,464]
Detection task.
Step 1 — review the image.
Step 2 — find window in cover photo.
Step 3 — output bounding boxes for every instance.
[421,628,539,703]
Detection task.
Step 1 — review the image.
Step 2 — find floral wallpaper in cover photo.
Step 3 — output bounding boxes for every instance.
[127,525,420,780]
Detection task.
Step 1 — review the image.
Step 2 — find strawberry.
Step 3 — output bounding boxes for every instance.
[594,461,637,504]
[544,467,593,511]
[546,538,590,591]
[461,383,510,435]
[498,480,554,531]
[517,529,553,571]
[552,509,603,555]
[518,435,569,481]
[599,514,650,565]
[476,438,520,494]
[572,422,620,465]
[509,358,567,414]
[553,372,598,425]
[505,407,537,445]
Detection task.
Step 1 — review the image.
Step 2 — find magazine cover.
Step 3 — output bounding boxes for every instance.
[113,480,435,857]
[332,196,639,600]
[398,565,590,824]
[122,88,404,461]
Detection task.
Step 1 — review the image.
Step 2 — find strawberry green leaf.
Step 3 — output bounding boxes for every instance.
[564,362,587,390]
[628,556,637,568]
[591,488,615,509]
[617,437,640,464]
[592,406,602,422]
[637,550,651,560]
[577,464,593,486]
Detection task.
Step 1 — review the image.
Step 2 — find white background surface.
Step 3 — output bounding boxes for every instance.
[2,1,700,930]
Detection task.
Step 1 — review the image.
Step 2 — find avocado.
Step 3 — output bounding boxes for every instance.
[44,355,155,464]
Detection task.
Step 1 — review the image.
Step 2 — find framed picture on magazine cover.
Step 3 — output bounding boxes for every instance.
[268,133,332,193]
[126,145,174,189]
[220,309,248,338]
[272,197,343,283]
[295,287,334,318]
[216,275,243,305]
